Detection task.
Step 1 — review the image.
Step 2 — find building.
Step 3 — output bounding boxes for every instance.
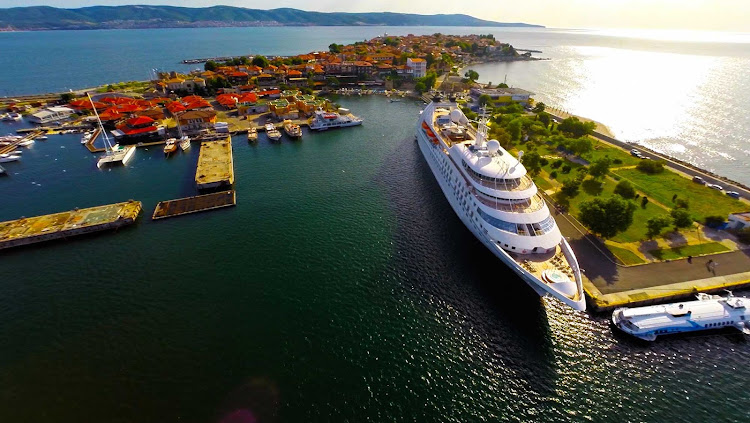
[177,110,217,133]
[469,87,534,106]
[728,212,750,230]
[28,106,75,124]
[111,116,165,144]
[406,58,427,78]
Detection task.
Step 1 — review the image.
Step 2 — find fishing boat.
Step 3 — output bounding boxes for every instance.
[612,292,750,341]
[163,138,178,155]
[88,94,135,168]
[248,126,258,142]
[265,121,282,141]
[282,120,302,139]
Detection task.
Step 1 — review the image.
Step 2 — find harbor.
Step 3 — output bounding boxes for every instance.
[0,200,142,250]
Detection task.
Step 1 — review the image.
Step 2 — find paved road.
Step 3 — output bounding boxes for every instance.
[548,113,750,201]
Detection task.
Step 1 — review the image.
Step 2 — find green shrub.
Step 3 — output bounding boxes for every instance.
[704,215,726,226]
[614,180,636,199]
[636,160,665,174]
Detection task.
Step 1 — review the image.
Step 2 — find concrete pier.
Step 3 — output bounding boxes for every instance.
[0,200,142,250]
[152,190,236,220]
[195,136,234,190]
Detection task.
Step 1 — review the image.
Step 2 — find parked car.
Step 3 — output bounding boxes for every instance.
[707,183,724,191]
[630,149,641,157]
[726,191,741,199]
[692,176,706,184]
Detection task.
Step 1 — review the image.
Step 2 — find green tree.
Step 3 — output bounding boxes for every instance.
[569,137,593,156]
[489,126,512,149]
[507,119,522,141]
[522,151,542,176]
[464,69,479,82]
[670,209,693,230]
[204,60,218,71]
[579,196,637,239]
[251,55,270,68]
[560,178,581,197]
[414,81,427,94]
[675,198,689,209]
[558,116,596,138]
[478,94,492,107]
[636,160,665,174]
[613,180,636,199]
[329,43,342,53]
[497,82,509,88]
[532,102,546,113]
[646,216,672,238]
[537,112,551,127]
[588,157,612,179]
[60,92,74,102]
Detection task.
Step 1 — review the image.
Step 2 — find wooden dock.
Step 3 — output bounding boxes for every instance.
[83,128,104,153]
[0,130,44,155]
[195,136,234,190]
[152,190,236,220]
[0,200,142,250]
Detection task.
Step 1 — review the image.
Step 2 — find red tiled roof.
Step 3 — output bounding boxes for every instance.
[125,116,155,126]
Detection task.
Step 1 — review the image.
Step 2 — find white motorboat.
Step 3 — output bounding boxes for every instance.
[415,97,585,310]
[309,108,363,131]
[612,292,750,341]
[0,153,21,163]
[265,122,282,141]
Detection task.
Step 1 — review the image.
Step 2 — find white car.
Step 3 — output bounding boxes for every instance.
[707,183,724,191]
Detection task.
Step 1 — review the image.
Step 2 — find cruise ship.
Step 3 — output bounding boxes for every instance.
[416,97,585,310]
[612,293,750,341]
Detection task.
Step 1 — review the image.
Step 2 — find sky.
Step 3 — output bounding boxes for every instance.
[3,1,749,32]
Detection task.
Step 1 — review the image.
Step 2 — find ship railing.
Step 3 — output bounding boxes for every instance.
[474,191,545,213]
[467,172,534,192]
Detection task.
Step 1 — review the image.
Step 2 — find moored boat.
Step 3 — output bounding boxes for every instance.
[0,153,21,163]
[164,138,178,155]
[612,292,750,341]
[265,121,282,141]
[179,136,191,151]
[283,119,303,139]
[309,108,363,131]
[248,126,258,142]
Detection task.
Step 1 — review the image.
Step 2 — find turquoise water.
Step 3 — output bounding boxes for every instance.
[1,96,749,422]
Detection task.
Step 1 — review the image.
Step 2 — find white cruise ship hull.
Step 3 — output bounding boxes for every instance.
[416,125,585,310]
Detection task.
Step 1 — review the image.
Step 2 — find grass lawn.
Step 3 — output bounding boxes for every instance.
[581,140,641,167]
[612,168,747,222]
[605,244,646,265]
[649,242,730,261]
[558,176,672,243]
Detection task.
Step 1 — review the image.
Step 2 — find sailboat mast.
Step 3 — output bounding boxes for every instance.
[87,93,114,152]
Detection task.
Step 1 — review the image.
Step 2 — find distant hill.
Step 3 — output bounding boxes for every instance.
[0,6,543,31]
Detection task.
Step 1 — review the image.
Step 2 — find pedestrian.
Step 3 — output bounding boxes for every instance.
[706,259,713,271]
[687,255,692,264]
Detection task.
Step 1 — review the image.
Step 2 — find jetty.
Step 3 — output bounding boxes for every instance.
[0,130,44,155]
[195,137,234,190]
[83,128,104,153]
[152,190,236,220]
[0,200,142,250]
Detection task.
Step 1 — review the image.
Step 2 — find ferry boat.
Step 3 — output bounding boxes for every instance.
[265,121,282,141]
[283,119,303,139]
[415,96,585,310]
[308,108,362,131]
[612,292,750,341]
[248,126,258,142]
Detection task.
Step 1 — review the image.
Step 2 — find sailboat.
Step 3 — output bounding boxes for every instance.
[176,116,191,151]
[88,94,135,168]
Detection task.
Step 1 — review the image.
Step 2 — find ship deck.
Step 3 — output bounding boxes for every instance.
[512,246,581,301]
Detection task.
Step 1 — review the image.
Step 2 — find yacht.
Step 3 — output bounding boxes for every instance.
[308,108,363,131]
[612,293,750,341]
[2,113,22,121]
[265,121,282,141]
[0,153,21,163]
[283,120,303,139]
[248,126,258,142]
[416,97,585,310]
[81,131,94,144]
[87,94,135,168]
[18,139,34,147]
[163,138,178,155]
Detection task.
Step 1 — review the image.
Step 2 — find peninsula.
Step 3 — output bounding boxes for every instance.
[0,6,543,31]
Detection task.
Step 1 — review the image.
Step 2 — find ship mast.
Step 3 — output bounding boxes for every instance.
[87,93,114,154]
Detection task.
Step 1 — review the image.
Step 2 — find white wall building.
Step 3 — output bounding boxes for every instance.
[28,106,75,124]
[407,58,427,78]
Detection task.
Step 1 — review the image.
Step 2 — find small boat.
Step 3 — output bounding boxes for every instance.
[37,135,48,140]
[248,126,258,142]
[80,131,93,144]
[0,153,21,163]
[10,150,22,155]
[612,292,750,341]
[18,139,34,147]
[265,121,281,141]
[2,113,21,121]
[282,120,302,139]
[179,135,191,151]
[164,138,178,155]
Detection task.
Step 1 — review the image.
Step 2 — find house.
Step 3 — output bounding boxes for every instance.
[406,58,427,78]
[469,87,534,106]
[28,106,75,124]
[269,99,298,120]
[728,212,750,230]
[177,110,218,133]
[111,116,165,144]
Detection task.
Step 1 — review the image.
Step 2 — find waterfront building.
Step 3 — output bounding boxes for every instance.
[469,87,534,106]
[407,58,427,78]
[112,115,165,143]
[177,110,218,133]
[28,106,75,124]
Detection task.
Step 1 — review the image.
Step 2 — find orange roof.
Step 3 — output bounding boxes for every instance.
[288,70,303,76]
[409,58,426,62]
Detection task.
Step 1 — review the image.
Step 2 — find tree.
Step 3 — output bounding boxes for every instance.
[464,69,479,82]
[613,180,636,199]
[329,43,342,53]
[478,94,492,107]
[537,112,551,128]
[497,82,509,88]
[560,178,581,197]
[414,81,427,94]
[507,119,522,141]
[675,198,689,209]
[636,160,665,174]
[569,137,593,156]
[251,55,269,68]
[522,151,542,176]
[532,102,546,113]
[204,60,218,71]
[60,92,74,102]
[558,116,596,138]
[588,157,612,179]
[489,126,512,149]
[646,216,672,238]
[670,209,693,230]
[579,196,637,239]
